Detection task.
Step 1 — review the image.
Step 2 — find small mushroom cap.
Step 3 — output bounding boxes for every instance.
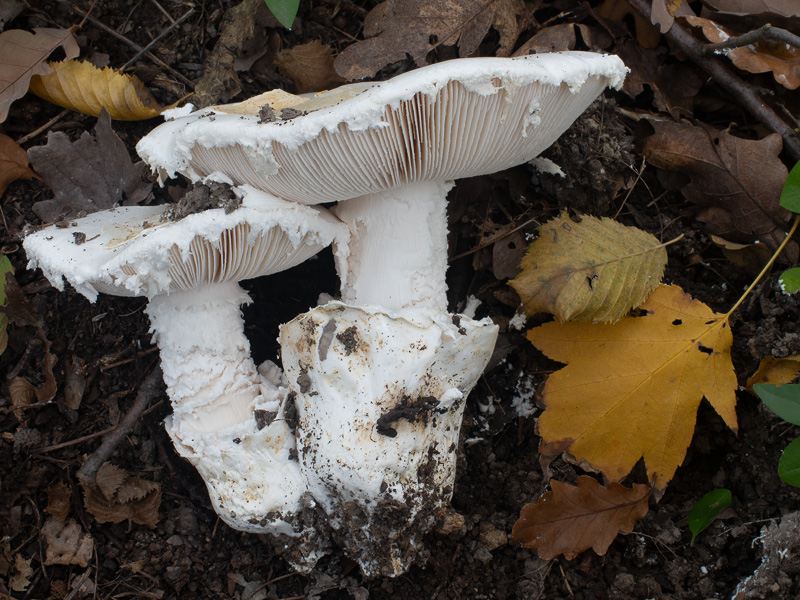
[137,52,627,204]
[23,186,347,301]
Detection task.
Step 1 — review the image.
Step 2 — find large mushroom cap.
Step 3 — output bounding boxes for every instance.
[24,186,347,301]
[137,52,627,204]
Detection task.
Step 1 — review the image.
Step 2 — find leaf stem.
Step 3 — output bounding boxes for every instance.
[725,216,800,318]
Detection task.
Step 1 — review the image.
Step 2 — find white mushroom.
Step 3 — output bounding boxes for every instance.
[136,52,628,575]
[23,186,347,567]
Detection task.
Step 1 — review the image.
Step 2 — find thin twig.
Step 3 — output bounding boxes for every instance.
[703,23,800,55]
[121,9,194,71]
[16,109,70,146]
[35,424,117,453]
[149,0,176,23]
[626,0,800,162]
[69,4,194,88]
[77,366,163,485]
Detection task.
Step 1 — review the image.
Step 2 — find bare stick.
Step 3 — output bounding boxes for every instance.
[703,24,800,55]
[121,9,194,72]
[626,0,800,162]
[69,4,194,88]
[77,366,162,485]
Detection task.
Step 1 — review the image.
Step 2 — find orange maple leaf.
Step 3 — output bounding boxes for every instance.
[530,284,738,489]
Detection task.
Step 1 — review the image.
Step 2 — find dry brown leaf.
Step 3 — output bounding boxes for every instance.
[274,40,345,94]
[45,482,72,521]
[616,40,702,118]
[596,0,661,49]
[530,284,738,489]
[28,109,152,222]
[193,0,278,106]
[29,60,165,119]
[0,27,79,122]
[0,1,24,31]
[0,133,36,196]
[334,0,525,80]
[82,463,160,528]
[513,476,651,560]
[640,120,793,253]
[64,355,87,410]
[711,234,772,274]
[747,355,800,391]
[683,15,800,89]
[8,376,34,417]
[513,23,576,56]
[650,0,694,33]
[703,0,799,17]
[42,517,94,567]
[9,554,33,592]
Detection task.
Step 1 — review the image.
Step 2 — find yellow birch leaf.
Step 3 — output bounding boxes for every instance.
[746,355,800,391]
[530,284,738,489]
[29,60,164,120]
[510,212,668,323]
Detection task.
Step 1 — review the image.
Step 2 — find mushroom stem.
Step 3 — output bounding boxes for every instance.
[145,281,262,436]
[332,181,453,314]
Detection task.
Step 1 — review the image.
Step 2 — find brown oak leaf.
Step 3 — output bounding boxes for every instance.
[0,27,79,122]
[640,120,793,254]
[27,109,151,222]
[334,0,525,80]
[513,476,651,560]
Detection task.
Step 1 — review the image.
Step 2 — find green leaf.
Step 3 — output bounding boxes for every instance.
[0,255,14,357]
[510,212,669,323]
[753,383,800,426]
[263,0,300,29]
[0,255,13,305]
[688,488,732,545]
[779,437,800,488]
[779,267,800,295]
[780,161,800,213]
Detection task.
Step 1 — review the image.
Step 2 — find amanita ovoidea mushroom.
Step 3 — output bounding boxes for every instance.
[136,51,628,575]
[23,186,346,567]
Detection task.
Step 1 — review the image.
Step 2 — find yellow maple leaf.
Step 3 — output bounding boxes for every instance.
[530,284,738,489]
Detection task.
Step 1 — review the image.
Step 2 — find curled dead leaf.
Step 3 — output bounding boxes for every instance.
[683,15,800,90]
[274,40,345,94]
[29,60,165,119]
[747,355,800,391]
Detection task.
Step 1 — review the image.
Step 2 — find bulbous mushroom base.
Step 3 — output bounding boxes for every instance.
[280,302,498,577]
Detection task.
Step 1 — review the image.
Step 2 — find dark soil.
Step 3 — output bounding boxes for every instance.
[2,1,800,599]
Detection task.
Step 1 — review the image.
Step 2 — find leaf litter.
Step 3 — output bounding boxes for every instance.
[27,109,152,222]
[530,284,738,489]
